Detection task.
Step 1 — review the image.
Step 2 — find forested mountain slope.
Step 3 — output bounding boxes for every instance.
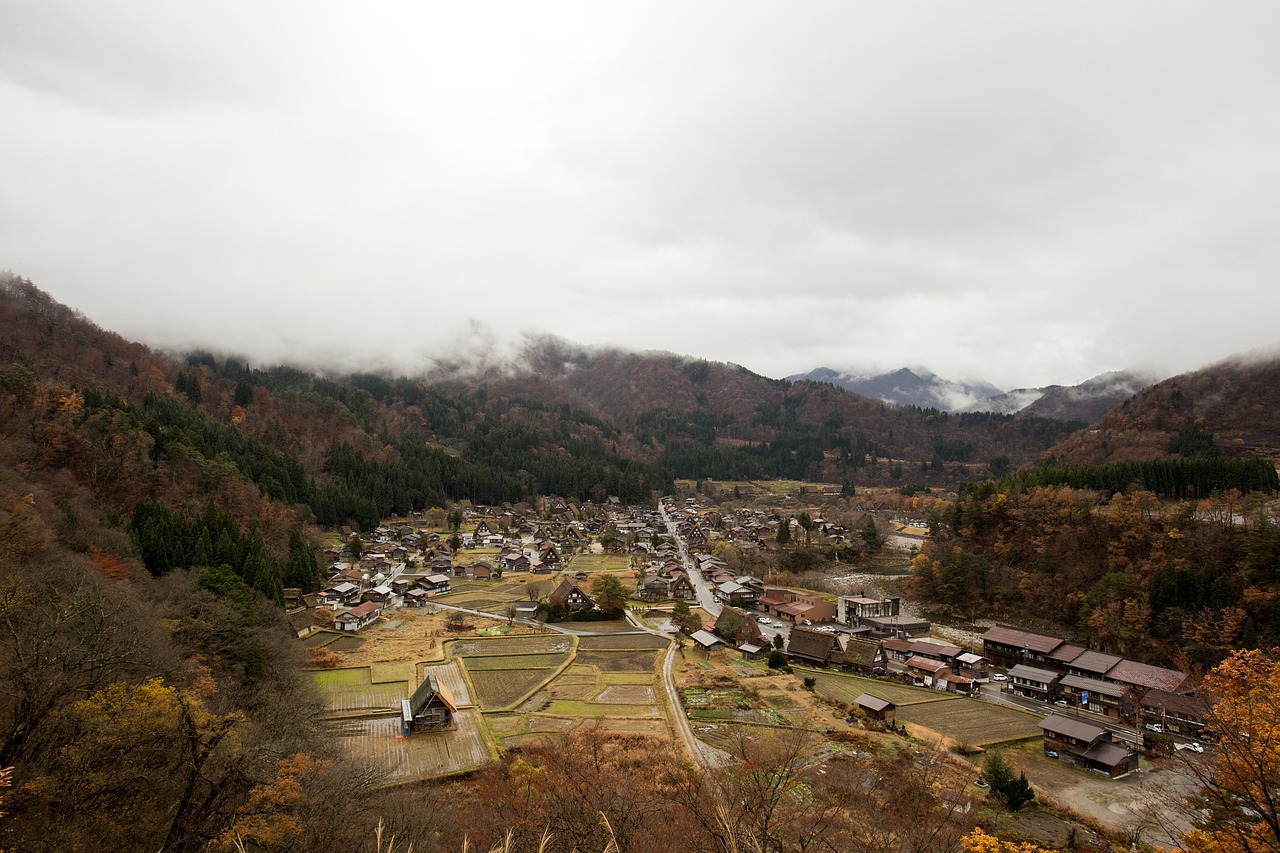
[1044,356,1280,464]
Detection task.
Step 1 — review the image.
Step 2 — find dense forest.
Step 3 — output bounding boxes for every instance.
[912,474,1280,670]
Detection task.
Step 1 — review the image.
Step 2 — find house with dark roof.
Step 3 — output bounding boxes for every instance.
[547,579,595,612]
[1059,674,1127,719]
[853,693,896,723]
[1007,663,1061,701]
[1140,688,1210,736]
[1039,714,1138,778]
[832,637,887,675]
[402,674,456,733]
[981,625,1067,669]
[1066,650,1123,681]
[785,626,836,666]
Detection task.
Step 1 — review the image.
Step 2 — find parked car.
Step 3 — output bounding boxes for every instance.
[992,673,1008,682]
[1145,723,1165,733]
[1175,742,1205,753]
[1054,699,1069,706]
[1044,750,1059,759]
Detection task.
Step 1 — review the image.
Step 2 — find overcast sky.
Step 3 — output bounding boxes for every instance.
[3,2,1280,390]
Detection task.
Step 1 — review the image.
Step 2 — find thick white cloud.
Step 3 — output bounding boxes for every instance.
[3,1,1279,390]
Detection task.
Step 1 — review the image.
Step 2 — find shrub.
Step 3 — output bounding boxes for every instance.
[767,650,788,669]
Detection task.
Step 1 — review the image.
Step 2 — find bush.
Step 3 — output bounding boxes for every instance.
[802,676,817,690]
[767,650,788,669]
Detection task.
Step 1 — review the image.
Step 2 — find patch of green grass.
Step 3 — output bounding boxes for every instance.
[689,709,735,720]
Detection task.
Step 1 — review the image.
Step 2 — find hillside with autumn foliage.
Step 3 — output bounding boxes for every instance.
[1043,355,1280,465]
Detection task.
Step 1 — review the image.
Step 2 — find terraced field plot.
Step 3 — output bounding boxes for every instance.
[421,662,473,706]
[807,670,959,708]
[329,708,491,780]
[543,700,661,717]
[596,685,656,703]
[469,668,557,708]
[463,653,571,670]
[577,633,670,650]
[898,697,1043,746]
[325,635,368,652]
[575,650,661,672]
[451,635,572,656]
[312,667,407,714]
[564,620,642,634]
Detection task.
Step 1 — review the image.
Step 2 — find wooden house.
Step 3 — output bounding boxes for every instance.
[335,601,381,632]
[853,693,896,723]
[1039,714,1138,778]
[401,674,457,734]
[548,579,595,612]
[785,626,836,666]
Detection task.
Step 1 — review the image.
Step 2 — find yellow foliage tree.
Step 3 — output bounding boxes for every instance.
[1179,648,1280,853]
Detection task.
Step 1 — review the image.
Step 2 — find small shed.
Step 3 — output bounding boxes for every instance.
[737,642,766,661]
[853,693,896,723]
[690,629,728,655]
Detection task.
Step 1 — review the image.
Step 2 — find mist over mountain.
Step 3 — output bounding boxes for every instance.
[786,367,1004,412]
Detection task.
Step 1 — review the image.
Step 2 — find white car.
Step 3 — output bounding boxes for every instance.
[992,673,1008,682]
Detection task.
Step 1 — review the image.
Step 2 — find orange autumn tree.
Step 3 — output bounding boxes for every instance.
[1180,648,1280,853]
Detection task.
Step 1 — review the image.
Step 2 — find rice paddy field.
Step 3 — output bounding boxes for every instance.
[311,667,408,715]
[577,633,670,650]
[450,635,573,656]
[574,649,662,672]
[897,697,1044,746]
[328,708,492,780]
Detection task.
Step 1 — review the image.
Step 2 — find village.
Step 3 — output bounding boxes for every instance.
[290,488,1209,846]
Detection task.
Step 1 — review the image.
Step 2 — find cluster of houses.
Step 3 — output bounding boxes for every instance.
[980,625,1205,735]
[300,498,680,635]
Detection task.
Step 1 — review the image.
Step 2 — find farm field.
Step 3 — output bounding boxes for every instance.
[563,553,632,572]
[575,650,662,672]
[311,667,407,715]
[559,620,639,634]
[421,662,473,706]
[469,668,559,709]
[577,633,670,650]
[805,669,959,708]
[450,635,572,656]
[462,652,572,670]
[897,697,1044,746]
[328,708,491,781]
